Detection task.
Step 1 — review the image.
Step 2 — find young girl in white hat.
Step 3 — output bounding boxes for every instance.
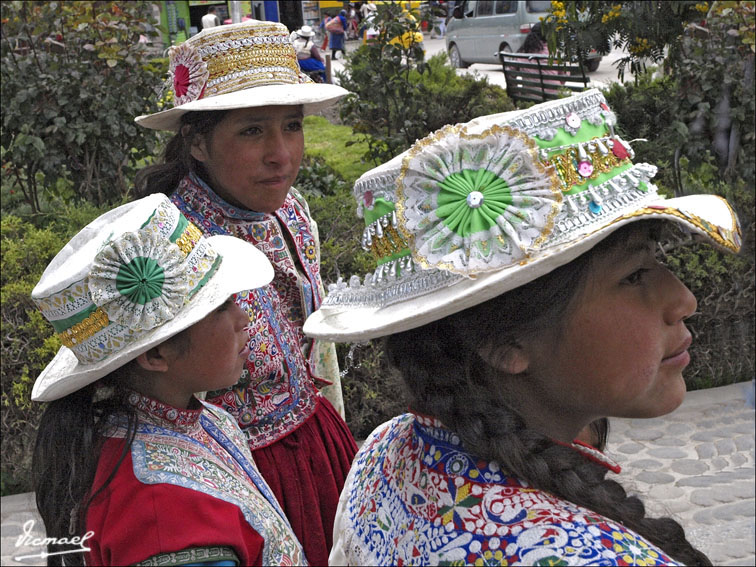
[304,89,743,566]
[133,20,357,564]
[32,194,306,566]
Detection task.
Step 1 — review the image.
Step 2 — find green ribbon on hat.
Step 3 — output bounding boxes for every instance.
[115,256,165,305]
[437,169,513,237]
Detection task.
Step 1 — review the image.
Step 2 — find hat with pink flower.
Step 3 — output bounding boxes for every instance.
[136,20,347,131]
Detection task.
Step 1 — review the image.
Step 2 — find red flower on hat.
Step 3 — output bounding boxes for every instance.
[168,43,209,106]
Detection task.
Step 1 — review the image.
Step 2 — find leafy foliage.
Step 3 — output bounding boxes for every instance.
[1,1,166,213]
[336,3,515,165]
[543,1,714,80]
[1,205,106,495]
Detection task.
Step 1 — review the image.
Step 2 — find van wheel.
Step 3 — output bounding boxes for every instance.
[585,59,601,72]
[448,44,469,68]
[498,43,512,64]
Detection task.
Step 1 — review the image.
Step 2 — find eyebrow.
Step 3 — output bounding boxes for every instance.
[237,110,304,124]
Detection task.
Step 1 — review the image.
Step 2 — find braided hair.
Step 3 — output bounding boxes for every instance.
[385,221,711,566]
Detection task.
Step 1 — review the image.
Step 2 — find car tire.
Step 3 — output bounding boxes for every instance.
[498,43,512,65]
[448,44,469,69]
[585,59,600,72]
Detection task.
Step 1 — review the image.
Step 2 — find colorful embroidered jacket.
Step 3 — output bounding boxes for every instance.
[85,392,306,566]
[171,174,343,450]
[330,413,682,567]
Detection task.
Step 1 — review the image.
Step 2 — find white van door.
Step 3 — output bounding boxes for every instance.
[474,0,519,63]
[450,0,480,61]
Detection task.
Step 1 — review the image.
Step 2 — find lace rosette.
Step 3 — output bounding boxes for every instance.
[169,43,209,106]
[396,124,562,276]
[88,229,190,331]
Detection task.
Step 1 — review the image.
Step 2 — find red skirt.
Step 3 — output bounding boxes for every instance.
[251,395,358,566]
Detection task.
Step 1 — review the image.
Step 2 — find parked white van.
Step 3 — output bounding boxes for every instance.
[445,0,602,71]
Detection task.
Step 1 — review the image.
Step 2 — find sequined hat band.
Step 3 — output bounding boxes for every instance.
[135,20,349,132]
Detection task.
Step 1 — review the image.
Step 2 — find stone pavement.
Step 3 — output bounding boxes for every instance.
[1,382,753,566]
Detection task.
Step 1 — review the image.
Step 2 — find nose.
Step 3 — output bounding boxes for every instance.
[262,129,291,166]
[663,267,698,325]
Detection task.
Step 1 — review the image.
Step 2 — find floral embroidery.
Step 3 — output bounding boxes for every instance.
[338,414,681,566]
[110,395,306,566]
[169,43,209,106]
[171,175,323,450]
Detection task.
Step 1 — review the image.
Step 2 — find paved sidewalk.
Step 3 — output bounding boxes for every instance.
[2,382,753,565]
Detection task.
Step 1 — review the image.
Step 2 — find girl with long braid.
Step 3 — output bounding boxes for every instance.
[304,90,743,565]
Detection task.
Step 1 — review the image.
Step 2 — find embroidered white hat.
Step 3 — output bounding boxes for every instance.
[295,25,316,38]
[135,20,348,131]
[304,89,742,342]
[31,194,274,402]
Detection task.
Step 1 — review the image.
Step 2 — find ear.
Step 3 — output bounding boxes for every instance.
[478,344,530,375]
[188,128,209,163]
[134,344,175,373]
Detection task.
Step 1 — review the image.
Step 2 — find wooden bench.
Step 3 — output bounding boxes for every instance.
[499,52,590,104]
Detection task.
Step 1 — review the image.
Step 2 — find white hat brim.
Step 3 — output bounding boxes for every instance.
[303,194,740,342]
[135,83,350,131]
[32,235,273,402]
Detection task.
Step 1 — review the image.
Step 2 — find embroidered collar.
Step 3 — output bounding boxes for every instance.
[410,410,621,475]
[126,390,203,433]
[187,172,270,221]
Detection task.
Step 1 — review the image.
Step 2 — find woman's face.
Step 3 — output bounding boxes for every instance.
[190,105,305,213]
[516,227,698,441]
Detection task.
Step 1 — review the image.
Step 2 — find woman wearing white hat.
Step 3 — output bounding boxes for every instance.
[292,25,327,83]
[32,194,307,566]
[133,21,357,565]
[304,90,743,565]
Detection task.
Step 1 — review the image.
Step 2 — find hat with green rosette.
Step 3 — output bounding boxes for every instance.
[303,89,742,342]
[31,194,273,402]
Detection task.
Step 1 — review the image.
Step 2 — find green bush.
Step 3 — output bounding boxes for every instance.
[336,2,514,165]
[1,1,166,213]
[1,204,106,495]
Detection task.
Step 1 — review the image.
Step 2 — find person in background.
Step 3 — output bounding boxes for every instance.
[133,21,358,565]
[326,9,348,60]
[517,21,563,93]
[32,194,306,566]
[201,5,220,30]
[304,89,742,566]
[292,25,327,83]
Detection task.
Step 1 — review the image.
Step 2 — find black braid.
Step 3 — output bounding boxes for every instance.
[134,110,228,198]
[386,221,711,566]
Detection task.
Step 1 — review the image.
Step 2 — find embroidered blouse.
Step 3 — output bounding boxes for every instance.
[330,413,682,566]
[171,174,343,450]
[85,392,306,566]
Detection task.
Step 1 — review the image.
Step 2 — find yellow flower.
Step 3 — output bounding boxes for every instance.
[695,2,709,14]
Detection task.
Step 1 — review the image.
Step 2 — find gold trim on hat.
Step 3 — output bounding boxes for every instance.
[58,307,110,348]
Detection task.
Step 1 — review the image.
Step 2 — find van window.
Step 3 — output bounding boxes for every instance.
[495,1,516,14]
[526,1,552,12]
[477,1,494,16]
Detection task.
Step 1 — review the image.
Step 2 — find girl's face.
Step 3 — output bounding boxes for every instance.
[171,297,250,396]
[518,227,697,441]
[190,105,305,213]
